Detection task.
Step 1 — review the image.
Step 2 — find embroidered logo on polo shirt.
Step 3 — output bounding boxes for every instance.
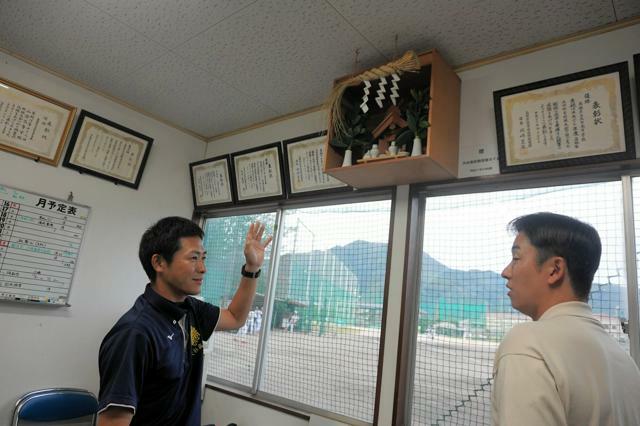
[191,326,203,355]
[167,333,174,340]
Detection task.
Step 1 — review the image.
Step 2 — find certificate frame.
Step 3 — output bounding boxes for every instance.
[0,77,76,165]
[62,110,153,189]
[494,62,635,174]
[189,155,236,210]
[283,131,350,198]
[230,142,286,203]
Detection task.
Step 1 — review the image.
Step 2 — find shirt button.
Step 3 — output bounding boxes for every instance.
[173,320,176,324]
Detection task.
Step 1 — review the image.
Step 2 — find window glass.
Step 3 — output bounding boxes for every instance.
[411,181,627,425]
[201,199,392,423]
[202,213,276,387]
[260,200,391,423]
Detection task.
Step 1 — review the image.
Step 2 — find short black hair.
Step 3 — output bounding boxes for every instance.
[139,216,204,282]
[508,212,601,300]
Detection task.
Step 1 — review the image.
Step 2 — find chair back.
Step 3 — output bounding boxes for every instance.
[12,388,98,426]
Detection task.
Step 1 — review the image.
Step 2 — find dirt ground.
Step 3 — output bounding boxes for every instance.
[207,329,499,425]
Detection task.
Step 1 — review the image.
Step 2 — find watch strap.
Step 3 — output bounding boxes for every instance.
[241,264,261,279]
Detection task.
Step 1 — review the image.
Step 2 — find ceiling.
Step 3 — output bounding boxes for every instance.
[1,1,639,141]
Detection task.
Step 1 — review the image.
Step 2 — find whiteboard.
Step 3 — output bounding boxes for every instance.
[0,183,90,306]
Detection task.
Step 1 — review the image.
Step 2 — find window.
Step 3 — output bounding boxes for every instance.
[202,212,277,387]
[201,198,392,424]
[410,181,629,425]
[630,177,640,351]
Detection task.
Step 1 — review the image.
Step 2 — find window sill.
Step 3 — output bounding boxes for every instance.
[204,383,311,422]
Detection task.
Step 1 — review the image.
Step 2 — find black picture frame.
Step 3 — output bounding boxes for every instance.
[494,62,635,174]
[63,110,153,189]
[634,54,640,131]
[189,155,236,210]
[230,142,286,203]
[283,131,350,198]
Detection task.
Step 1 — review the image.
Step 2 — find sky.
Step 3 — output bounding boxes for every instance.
[279,200,392,253]
[422,181,626,286]
[278,181,631,289]
[216,180,636,294]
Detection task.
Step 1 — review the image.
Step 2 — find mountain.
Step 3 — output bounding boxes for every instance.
[329,240,626,316]
[329,241,388,304]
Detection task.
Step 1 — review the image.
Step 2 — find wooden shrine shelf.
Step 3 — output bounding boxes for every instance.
[323,49,461,189]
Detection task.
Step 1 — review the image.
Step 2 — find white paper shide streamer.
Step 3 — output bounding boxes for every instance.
[360,80,371,113]
[390,73,400,105]
[375,76,387,108]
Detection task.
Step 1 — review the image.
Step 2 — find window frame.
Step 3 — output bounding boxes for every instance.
[395,162,640,425]
[195,188,395,426]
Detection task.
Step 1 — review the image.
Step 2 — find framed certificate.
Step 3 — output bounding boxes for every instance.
[494,62,635,173]
[63,110,153,189]
[231,142,286,203]
[0,77,76,165]
[283,131,349,197]
[189,155,236,209]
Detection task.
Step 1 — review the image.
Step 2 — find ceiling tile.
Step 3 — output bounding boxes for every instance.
[328,0,618,66]
[0,0,167,90]
[114,52,279,136]
[178,0,387,114]
[613,0,640,20]
[84,0,256,49]
[1,0,637,138]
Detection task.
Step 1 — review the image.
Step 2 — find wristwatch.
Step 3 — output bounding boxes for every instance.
[241,264,261,279]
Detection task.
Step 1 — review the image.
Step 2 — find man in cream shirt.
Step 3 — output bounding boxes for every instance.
[492,212,640,426]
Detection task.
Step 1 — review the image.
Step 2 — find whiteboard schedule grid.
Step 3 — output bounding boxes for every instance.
[0,184,90,306]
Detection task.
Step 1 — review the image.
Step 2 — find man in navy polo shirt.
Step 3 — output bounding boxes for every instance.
[97,217,271,426]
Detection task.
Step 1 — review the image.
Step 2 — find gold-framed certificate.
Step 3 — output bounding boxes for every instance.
[494,62,634,173]
[189,155,235,209]
[0,77,76,165]
[231,142,286,203]
[283,131,349,196]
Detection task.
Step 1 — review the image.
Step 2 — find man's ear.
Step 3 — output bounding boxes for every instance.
[547,256,567,286]
[151,254,166,273]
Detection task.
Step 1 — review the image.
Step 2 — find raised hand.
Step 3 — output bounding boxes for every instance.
[243,221,273,271]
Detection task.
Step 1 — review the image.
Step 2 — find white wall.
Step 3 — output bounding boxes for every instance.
[458,23,640,178]
[0,51,205,422]
[205,109,327,158]
[202,23,640,425]
[202,391,309,426]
